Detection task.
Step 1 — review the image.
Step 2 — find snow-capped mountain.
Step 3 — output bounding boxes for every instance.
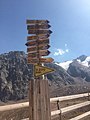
[55,60,72,70]
[78,56,90,67]
[55,55,90,70]
[0,52,90,102]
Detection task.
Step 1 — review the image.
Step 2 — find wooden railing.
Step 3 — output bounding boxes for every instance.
[0,93,90,120]
[51,92,90,120]
[0,102,29,112]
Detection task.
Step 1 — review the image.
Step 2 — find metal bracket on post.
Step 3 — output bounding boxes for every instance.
[57,100,62,120]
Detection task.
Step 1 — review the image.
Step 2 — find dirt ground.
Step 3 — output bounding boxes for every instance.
[0,96,90,120]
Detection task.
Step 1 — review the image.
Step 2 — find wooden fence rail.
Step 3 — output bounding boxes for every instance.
[51,101,90,116]
[0,102,29,112]
[51,92,90,120]
[69,111,90,120]
[0,92,90,120]
[50,93,89,102]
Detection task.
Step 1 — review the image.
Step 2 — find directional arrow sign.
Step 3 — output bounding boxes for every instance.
[38,44,50,50]
[27,44,50,52]
[25,40,37,46]
[27,24,51,30]
[34,65,55,77]
[27,46,37,52]
[26,39,49,47]
[27,34,50,41]
[28,50,50,57]
[37,34,50,39]
[28,30,52,35]
[27,57,54,64]
[39,50,50,56]
[40,57,54,63]
[27,58,39,64]
[28,52,37,58]
[27,35,37,40]
[26,20,49,24]
[39,39,49,44]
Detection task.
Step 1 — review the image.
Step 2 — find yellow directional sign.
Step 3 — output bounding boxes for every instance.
[34,65,55,77]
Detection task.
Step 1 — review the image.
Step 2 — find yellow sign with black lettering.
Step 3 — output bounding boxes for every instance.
[34,65,54,77]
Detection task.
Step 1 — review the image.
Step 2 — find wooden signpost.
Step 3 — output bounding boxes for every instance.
[40,57,54,63]
[27,34,50,41]
[26,19,49,24]
[27,59,39,64]
[38,50,51,56]
[27,46,37,52]
[28,52,37,57]
[38,44,50,50]
[28,50,50,57]
[28,29,52,34]
[26,39,49,47]
[26,19,54,120]
[27,44,50,52]
[27,58,54,64]
[27,24,51,30]
[25,40,37,46]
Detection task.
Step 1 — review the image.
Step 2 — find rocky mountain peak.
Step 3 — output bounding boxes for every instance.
[76,55,87,62]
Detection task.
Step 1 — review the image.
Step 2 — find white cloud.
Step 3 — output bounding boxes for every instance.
[54,43,69,56]
[54,48,69,56]
[54,49,65,56]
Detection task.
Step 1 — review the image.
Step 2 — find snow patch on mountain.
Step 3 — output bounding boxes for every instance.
[78,56,90,67]
[55,56,90,70]
[55,60,72,70]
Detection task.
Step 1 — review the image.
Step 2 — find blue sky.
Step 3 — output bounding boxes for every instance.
[0,0,90,62]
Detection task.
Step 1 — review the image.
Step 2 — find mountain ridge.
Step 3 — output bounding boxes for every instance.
[0,51,90,102]
[55,55,90,70]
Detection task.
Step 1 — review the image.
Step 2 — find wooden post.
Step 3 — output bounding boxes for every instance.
[26,19,53,120]
[57,100,62,120]
[88,93,90,101]
[29,79,51,120]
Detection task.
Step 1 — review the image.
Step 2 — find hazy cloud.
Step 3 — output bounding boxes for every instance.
[65,44,67,47]
[66,49,69,52]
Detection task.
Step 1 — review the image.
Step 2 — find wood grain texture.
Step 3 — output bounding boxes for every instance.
[50,93,89,103]
[51,101,90,116]
[0,102,29,112]
[69,111,90,120]
[29,79,51,120]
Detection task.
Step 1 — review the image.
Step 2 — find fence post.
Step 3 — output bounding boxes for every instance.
[57,100,62,120]
[29,79,51,120]
[88,93,90,101]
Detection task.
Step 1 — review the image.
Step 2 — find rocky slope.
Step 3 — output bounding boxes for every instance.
[0,51,33,101]
[0,52,90,102]
[67,60,90,82]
